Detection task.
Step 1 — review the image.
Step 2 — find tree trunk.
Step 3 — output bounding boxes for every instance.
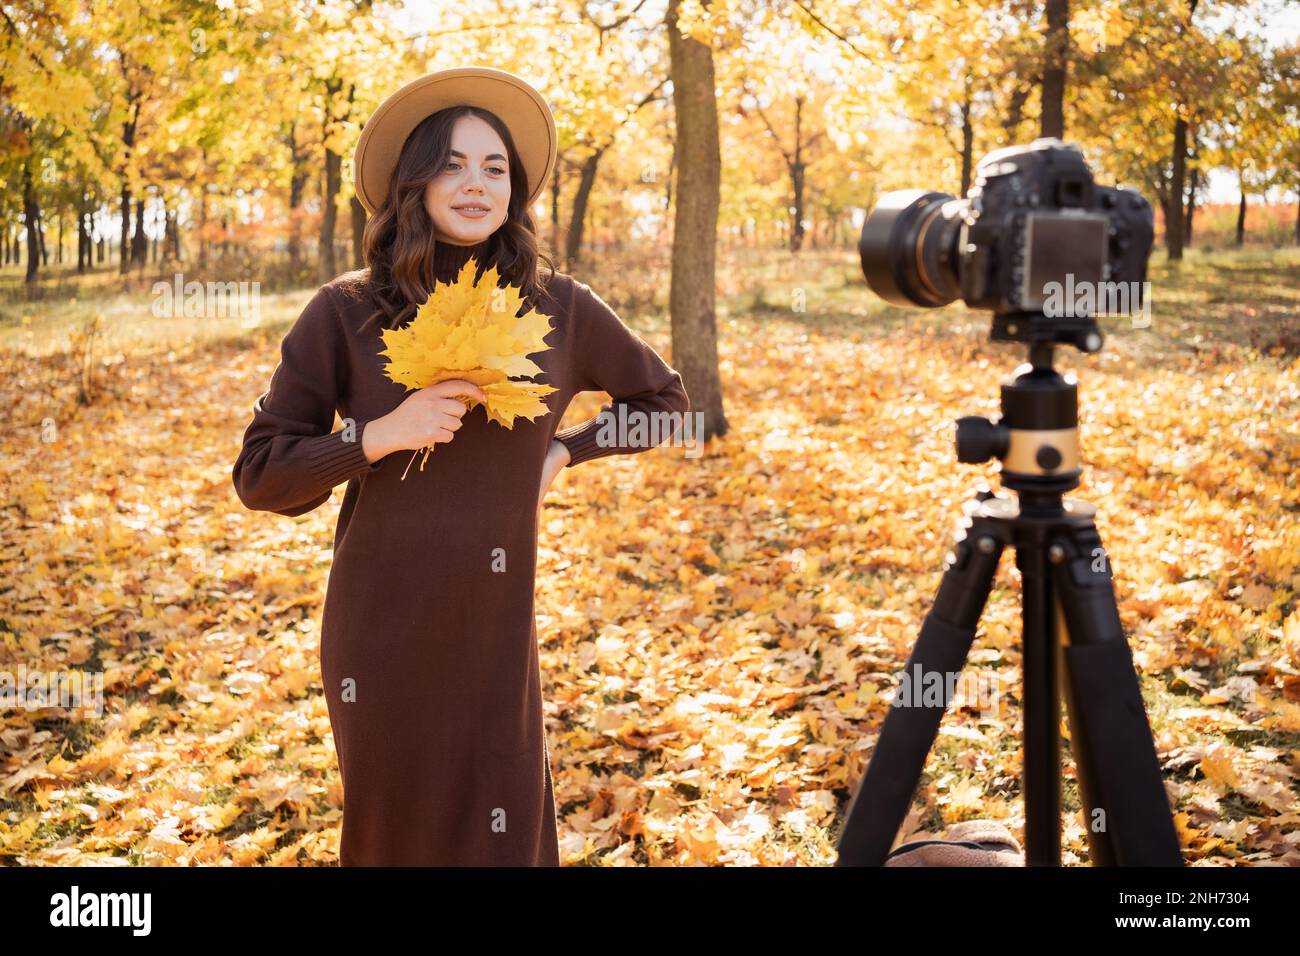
[132,197,147,266]
[790,159,806,252]
[287,122,308,281]
[198,182,208,270]
[664,133,676,212]
[789,97,806,252]
[1185,162,1199,245]
[162,198,174,265]
[959,94,974,196]
[350,194,366,270]
[1164,0,1200,261]
[1236,185,1247,245]
[567,148,604,266]
[119,183,131,273]
[318,79,354,285]
[1166,116,1187,261]
[320,148,341,283]
[550,162,562,254]
[1041,0,1068,138]
[23,158,41,284]
[78,191,88,271]
[1005,84,1029,142]
[667,0,727,442]
[118,95,139,274]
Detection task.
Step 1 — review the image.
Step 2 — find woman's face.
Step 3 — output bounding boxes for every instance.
[424,114,512,245]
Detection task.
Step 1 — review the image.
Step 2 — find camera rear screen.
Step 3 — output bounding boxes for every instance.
[1022,213,1108,311]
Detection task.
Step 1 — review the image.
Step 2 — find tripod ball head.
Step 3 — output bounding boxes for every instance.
[950,347,1084,496]
[956,416,1009,464]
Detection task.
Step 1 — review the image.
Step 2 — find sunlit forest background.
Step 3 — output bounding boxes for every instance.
[1,0,1297,866]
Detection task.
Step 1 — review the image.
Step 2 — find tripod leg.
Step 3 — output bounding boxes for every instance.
[1049,512,1184,866]
[835,506,1010,866]
[1014,519,1064,866]
[1055,588,1115,866]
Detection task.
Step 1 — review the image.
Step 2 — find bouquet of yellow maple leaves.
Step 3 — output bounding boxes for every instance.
[379,257,557,479]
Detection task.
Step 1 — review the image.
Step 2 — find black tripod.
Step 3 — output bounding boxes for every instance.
[836,334,1183,867]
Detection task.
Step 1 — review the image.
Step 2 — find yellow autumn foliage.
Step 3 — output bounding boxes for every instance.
[377,257,557,472]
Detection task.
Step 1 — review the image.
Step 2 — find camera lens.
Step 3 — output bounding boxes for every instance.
[859,190,964,308]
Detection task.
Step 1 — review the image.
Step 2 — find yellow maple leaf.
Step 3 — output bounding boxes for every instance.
[377,257,558,477]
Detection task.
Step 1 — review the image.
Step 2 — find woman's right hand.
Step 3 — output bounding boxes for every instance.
[362,379,488,462]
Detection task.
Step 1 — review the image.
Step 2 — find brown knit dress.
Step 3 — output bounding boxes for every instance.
[231,239,690,865]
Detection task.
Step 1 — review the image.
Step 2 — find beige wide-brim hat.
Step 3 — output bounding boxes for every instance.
[353,66,557,216]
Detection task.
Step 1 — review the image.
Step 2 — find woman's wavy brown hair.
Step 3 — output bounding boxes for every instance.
[342,105,557,331]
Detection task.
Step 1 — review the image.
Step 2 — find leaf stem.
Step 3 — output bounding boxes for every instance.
[401,448,421,481]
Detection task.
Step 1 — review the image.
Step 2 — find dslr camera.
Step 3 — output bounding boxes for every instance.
[858,138,1153,353]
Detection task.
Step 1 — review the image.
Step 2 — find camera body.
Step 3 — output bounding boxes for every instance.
[859,138,1154,352]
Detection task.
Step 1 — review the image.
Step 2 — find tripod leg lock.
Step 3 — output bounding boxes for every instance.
[1046,524,1124,646]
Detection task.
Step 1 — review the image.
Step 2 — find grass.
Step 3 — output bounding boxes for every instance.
[4,241,1296,365]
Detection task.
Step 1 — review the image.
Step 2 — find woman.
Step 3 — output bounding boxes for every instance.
[231,67,690,865]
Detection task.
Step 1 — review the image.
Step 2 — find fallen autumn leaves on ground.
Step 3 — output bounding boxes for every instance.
[1,249,1297,866]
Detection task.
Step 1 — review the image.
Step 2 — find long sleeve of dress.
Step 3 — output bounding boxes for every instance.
[232,286,380,517]
[553,280,691,468]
